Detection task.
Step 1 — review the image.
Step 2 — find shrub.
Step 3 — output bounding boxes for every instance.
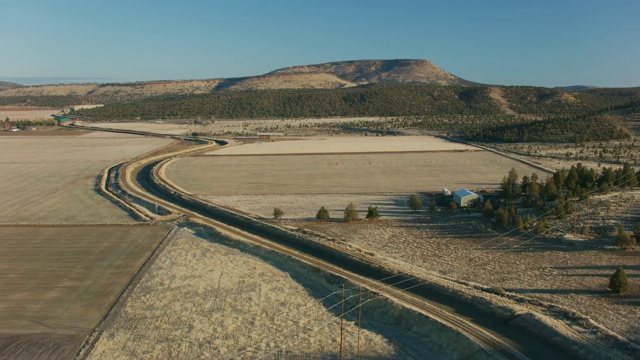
[366,206,381,220]
[316,206,330,222]
[273,207,284,220]
[614,223,636,248]
[609,267,629,294]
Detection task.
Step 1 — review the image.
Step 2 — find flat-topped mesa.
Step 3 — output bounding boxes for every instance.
[267,59,472,86]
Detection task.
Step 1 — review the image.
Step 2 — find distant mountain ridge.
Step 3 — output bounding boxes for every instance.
[0,81,21,91]
[0,59,471,101]
[267,59,471,85]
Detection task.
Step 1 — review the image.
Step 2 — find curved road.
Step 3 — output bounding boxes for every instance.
[98,131,573,359]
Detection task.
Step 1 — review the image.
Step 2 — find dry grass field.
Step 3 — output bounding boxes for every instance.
[0,132,172,224]
[0,131,175,359]
[0,225,171,360]
[0,106,60,121]
[167,151,541,196]
[88,227,492,360]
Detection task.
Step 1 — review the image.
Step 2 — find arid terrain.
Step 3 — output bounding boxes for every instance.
[0,59,468,102]
[161,134,639,358]
[1,118,639,359]
[0,130,174,359]
[87,227,494,360]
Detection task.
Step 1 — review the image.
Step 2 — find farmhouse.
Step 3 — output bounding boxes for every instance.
[453,188,481,207]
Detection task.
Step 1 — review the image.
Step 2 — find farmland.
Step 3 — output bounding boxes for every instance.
[166,136,545,222]
[0,225,171,360]
[0,132,172,224]
[0,131,175,359]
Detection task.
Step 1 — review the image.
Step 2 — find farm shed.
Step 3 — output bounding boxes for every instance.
[453,188,481,207]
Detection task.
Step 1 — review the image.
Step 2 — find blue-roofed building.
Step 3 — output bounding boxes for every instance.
[453,188,481,207]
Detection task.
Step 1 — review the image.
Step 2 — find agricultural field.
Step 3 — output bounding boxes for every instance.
[164,134,639,356]
[166,137,544,217]
[0,106,59,121]
[0,225,171,360]
[0,131,176,359]
[0,132,172,224]
[88,226,490,360]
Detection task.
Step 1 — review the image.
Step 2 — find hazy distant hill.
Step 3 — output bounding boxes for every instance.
[0,81,21,91]
[554,85,598,91]
[0,59,471,101]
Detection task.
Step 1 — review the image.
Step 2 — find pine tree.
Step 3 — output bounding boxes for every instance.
[408,194,423,212]
[316,206,330,222]
[483,199,494,218]
[516,215,525,231]
[608,267,629,294]
[343,203,359,222]
[366,206,381,220]
[428,198,437,213]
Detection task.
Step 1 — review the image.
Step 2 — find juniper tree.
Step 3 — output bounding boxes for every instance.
[343,203,359,222]
[273,207,284,220]
[366,206,381,220]
[316,206,330,222]
[615,223,635,248]
[609,267,629,294]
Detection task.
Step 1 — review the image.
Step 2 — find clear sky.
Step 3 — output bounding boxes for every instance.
[1,0,638,87]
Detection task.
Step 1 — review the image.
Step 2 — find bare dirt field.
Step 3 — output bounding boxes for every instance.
[88,226,493,360]
[0,225,171,360]
[0,132,172,224]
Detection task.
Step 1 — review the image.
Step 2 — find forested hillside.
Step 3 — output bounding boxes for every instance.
[73,85,501,119]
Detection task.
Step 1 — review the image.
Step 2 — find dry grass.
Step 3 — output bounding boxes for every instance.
[87,227,491,360]
[0,133,172,224]
[0,225,171,360]
[167,150,542,196]
[88,229,398,359]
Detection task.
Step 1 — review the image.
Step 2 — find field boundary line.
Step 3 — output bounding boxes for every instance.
[437,135,555,175]
[75,225,179,360]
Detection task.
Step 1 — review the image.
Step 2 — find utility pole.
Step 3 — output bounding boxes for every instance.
[340,284,344,358]
[357,287,362,360]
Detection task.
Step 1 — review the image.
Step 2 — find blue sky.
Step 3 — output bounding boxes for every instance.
[1,0,638,87]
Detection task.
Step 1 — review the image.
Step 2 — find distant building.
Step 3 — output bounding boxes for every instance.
[453,189,481,207]
[257,132,284,140]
